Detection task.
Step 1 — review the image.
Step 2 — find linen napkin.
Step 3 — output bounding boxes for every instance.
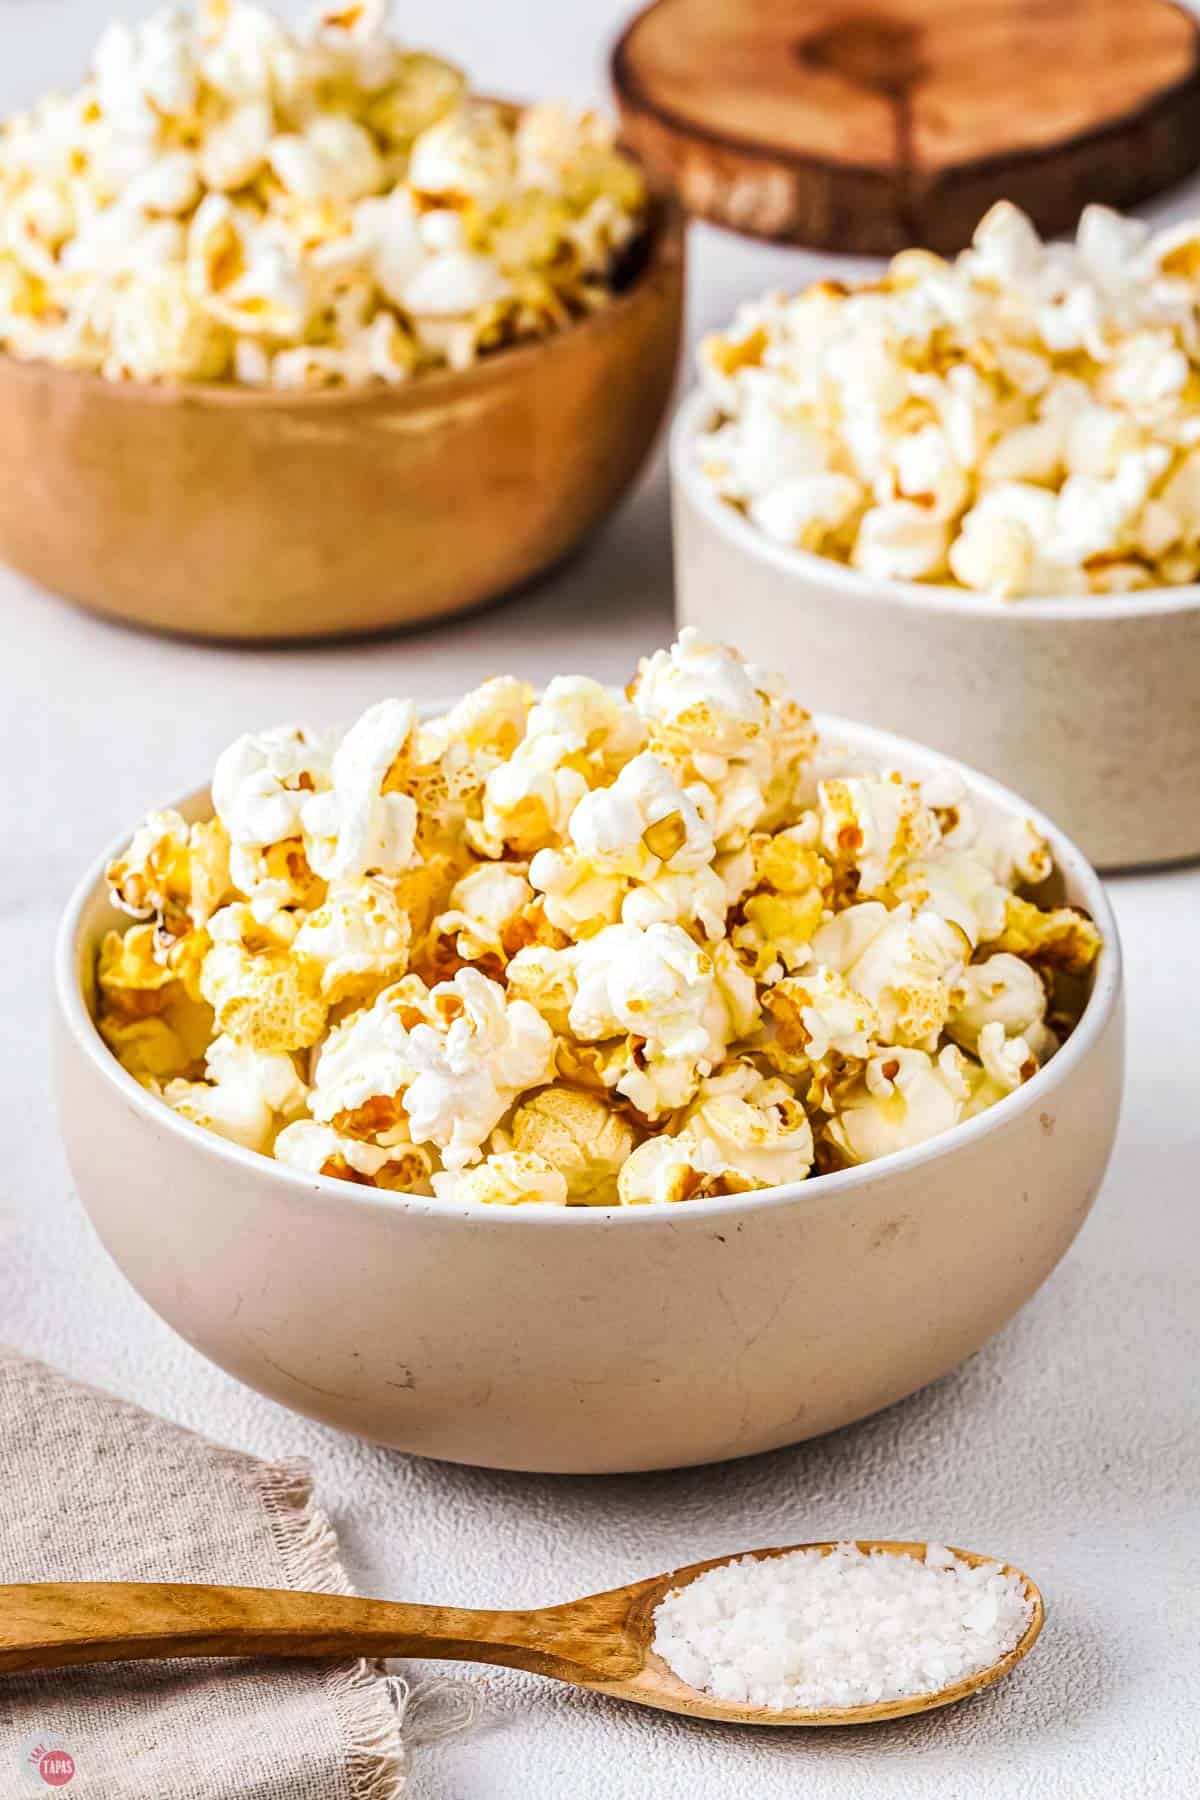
[0,1349,408,1799]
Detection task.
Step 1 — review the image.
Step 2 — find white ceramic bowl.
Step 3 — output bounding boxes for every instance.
[53,718,1123,1474]
[672,389,1200,871]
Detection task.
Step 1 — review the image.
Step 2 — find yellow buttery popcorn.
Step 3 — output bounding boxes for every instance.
[199,904,327,1051]
[506,1084,637,1204]
[98,633,1100,1202]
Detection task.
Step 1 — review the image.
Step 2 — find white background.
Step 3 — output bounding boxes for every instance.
[2,3,1199,1796]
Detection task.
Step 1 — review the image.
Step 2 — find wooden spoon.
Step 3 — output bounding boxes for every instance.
[0,1541,1043,1727]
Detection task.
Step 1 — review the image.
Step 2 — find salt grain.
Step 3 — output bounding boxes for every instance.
[651,1543,1033,1711]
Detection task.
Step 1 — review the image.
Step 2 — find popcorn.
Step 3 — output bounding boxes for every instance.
[268,117,383,206]
[947,952,1050,1057]
[428,862,537,966]
[993,897,1103,976]
[471,732,592,859]
[530,751,717,938]
[567,752,713,876]
[678,1060,814,1188]
[97,923,191,1015]
[401,218,511,369]
[404,676,534,842]
[106,808,231,936]
[432,1151,568,1207]
[302,700,419,882]
[292,876,411,1003]
[468,677,642,860]
[97,1010,210,1082]
[502,942,577,1034]
[211,724,329,914]
[731,826,830,975]
[976,1020,1039,1092]
[633,629,770,766]
[307,974,427,1133]
[187,193,310,338]
[852,502,951,583]
[199,903,327,1050]
[364,53,466,149]
[0,2,647,387]
[274,1119,434,1191]
[817,774,939,898]
[561,920,712,1041]
[615,1059,813,1202]
[631,628,815,853]
[747,472,861,554]
[95,923,214,1080]
[948,511,1034,599]
[197,102,272,192]
[620,865,729,943]
[399,968,556,1168]
[99,635,1100,1199]
[505,1084,635,1204]
[308,965,554,1168]
[617,1133,761,1205]
[213,725,329,845]
[763,966,879,1071]
[808,901,964,1050]
[162,1032,307,1151]
[825,1047,971,1165]
[890,848,1010,952]
[407,100,516,209]
[700,200,1200,597]
[536,921,755,1118]
[972,809,1052,890]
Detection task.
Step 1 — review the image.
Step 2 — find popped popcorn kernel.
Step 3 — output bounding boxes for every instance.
[947,953,1051,1058]
[825,1046,971,1165]
[732,825,831,975]
[106,808,231,937]
[292,875,411,1004]
[994,897,1103,976]
[678,1059,814,1189]
[161,1033,307,1152]
[432,1150,568,1207]
[199,903,327,1051]
[95,921,217,1080]
[818,775,939,899]
[421,861,564,982]
[97,634,1100,1201]
[97,1010,210,1082]
[97,923,184,1018]
[274,1119,434,1192]
[617,1132,761,1205]
[507,1083,636,1204]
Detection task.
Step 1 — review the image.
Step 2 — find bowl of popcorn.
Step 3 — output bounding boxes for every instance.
[0,1,682,640]
[673,202,1200,870]
[55,632,1122,1472]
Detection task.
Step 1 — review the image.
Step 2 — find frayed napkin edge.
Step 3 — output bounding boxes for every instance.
[256,1456,408,1800]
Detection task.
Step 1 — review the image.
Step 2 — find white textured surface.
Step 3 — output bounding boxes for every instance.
[2,3,1200,1795]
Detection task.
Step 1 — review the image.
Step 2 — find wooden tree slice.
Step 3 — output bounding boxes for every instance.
[613,0,1200,254]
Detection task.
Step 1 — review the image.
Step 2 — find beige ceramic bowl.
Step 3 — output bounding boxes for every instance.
[673,389,1200,871]
[0,202,683,642]
[54,715,1123,1474]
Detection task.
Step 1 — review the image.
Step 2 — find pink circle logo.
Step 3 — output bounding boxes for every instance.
[37,1750,75,1788]
[18,1734,77,1789]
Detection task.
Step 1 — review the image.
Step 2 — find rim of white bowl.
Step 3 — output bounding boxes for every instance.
[672,386,1200,623]
[55,709,1123,1228]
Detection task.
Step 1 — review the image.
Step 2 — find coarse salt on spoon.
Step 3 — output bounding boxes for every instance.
[0,1541,1043,1727]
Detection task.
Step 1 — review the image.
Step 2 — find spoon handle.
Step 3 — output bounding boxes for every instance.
[0,1582,626,1682]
